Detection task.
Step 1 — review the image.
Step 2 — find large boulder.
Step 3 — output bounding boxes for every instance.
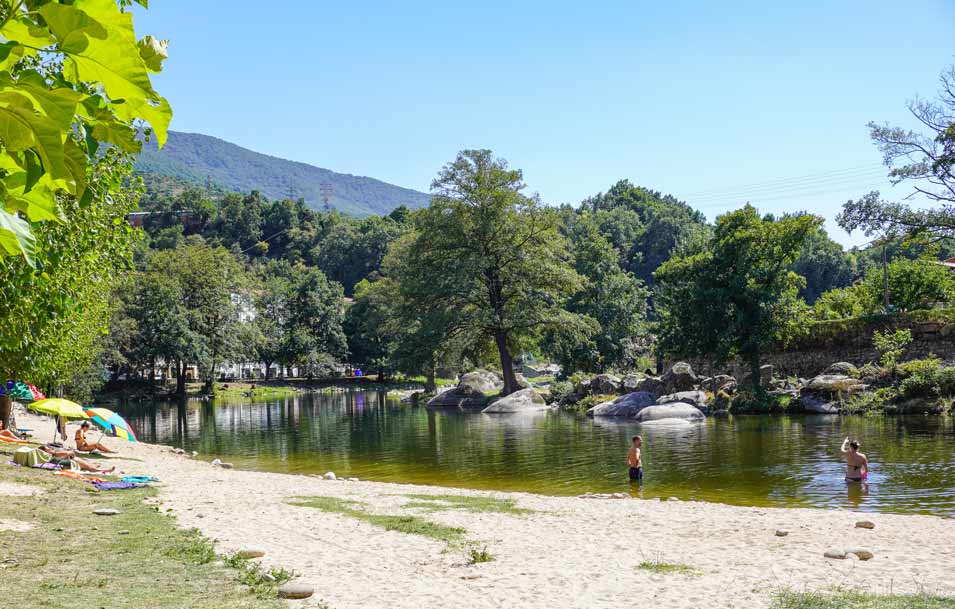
[826,362,859,377]
[701,374,735,393]
[586,392,656,417]
[482,388,549,413]
[620,374,642,393]
[590,374,621,395]
[661,362,697,394]
[657,390,710,411]
[514,373,532,390]
[803,374,866,395]
[634,402,705,423]
[426,385,487,409]
[635,376,665,396]
[459,370,503,393]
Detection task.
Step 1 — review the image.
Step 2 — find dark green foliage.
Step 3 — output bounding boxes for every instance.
[790,221,854,303]
[135,131,431,216]
[656,206,817,391]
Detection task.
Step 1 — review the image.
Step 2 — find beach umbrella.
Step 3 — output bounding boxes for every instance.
[30,398,89,442]
[83,408,137,443]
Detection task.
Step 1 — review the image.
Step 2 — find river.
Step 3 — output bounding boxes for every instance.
[119,388,955,517]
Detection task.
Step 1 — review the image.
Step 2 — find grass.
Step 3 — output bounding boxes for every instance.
[225,553,296,599]
[771,588,955,609]
[0,463,285,609]
[635,558,702,577]
[288,495,467,544]
[402,493,533,515]
[465,544,494,564]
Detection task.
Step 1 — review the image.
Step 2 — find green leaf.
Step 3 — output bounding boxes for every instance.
[137,35,168,72]
[14,71,84,130]
[0,91,73,191]
[23,148,43,192]
[0,17,56,50]
[0,207,36,266]
[37,3,108,52]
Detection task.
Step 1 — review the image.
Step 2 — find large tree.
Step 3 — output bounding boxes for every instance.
[655,206,817,391]
[839,64,955,241]
[401,150,593,395]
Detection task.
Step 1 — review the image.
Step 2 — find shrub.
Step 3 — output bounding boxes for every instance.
[549,380,574,404]
[872,328,913,369]
[843,387,898,414]
[899,365,955,399]
[898,357,942,378]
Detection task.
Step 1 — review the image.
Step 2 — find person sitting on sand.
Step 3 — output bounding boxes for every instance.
[39,445,115,474]
[75,421,115,453]
[0,421,26,444]
[841,437,868,482]
[627,435,643,483]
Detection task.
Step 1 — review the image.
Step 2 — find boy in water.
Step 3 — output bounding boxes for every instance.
[841,436,868,482]
[627,435,643,482]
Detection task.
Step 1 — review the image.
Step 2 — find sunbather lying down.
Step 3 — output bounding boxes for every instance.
[39,445,115,474]
[0,421,27,444]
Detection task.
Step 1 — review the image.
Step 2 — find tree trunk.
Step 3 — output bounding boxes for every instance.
[425,362,437,394]
[749,350,762,394]
[881,242,890,310]
[176,360,186,397]
[0,394,12,433]
[494,330,518,395]
[150,358,157,394]
[263,362,272,381]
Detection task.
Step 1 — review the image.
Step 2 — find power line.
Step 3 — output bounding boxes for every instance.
[680,164,884,198]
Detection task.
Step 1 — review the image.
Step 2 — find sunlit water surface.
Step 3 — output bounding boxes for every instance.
[121,389,955,516]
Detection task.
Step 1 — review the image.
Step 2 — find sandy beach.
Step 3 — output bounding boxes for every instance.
[15,409,955,609]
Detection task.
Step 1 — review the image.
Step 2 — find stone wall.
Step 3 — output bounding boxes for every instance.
[673,314,955,380]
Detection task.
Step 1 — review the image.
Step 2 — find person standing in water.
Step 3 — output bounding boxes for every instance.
[627,435,643,482]
[841,437,868,482]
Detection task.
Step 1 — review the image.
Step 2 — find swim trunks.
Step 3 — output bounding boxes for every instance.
[629,466,643,482]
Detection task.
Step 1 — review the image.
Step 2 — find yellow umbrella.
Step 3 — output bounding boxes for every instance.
[30,399,89,443]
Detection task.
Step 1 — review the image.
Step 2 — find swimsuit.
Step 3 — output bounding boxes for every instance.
[629,466,643,482]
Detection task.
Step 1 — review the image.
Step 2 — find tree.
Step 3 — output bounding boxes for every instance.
[283,266,347,373]
[0,149,140,427]
[860,258,953,312]
[0,0,170,264]
[839,65,955,242]
[790,220,854,304]
[401,150,593,395]
[655,206,817,392]
[251,275,289,380]
[549,213,648,372]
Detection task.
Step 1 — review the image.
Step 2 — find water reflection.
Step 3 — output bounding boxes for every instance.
[120,390,955,516]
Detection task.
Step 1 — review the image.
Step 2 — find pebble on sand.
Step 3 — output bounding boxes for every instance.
[322,472,337,480]
[775,530,789,537]
[848,548,874,561]
[855,520,876,529]
[92,508,120,516]
[823,548,847,559]
[237,547,266,559]
[277,584,314,599]
[219,463,234,469]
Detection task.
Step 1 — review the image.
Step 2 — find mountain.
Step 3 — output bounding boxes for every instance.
[134,131,431,215]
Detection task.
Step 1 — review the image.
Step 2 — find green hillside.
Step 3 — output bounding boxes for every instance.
[134,131,430,215]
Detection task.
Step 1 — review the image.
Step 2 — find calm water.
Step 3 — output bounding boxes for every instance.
[121,389,955,516]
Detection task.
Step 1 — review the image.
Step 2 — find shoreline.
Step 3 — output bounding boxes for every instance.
[14,408,955,609]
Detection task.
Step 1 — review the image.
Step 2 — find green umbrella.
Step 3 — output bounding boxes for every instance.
[30,398,89,443]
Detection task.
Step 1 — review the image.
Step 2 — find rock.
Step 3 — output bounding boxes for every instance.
[513,373,532,390]
[824,548,847,559]
[635,376,665,396]
[459,370,504,393]
[897,398,944,414]
[277,584,314,600]
[322,472,337,480]
[482,388,549,413]
[219,462,234,469]
[848,548,874,561]
[799,394,840,414]
[191,451,198,457]
[804,374,866,395]
[590,374,621,395]
[620,374,642,393]
[760,364,773,388]
[211,458,222,466]
[237,547,266,559]
[92,508,119,516]
[426,385,488,409]
[775,530,789,537]
[718,380,738,395]
[347,477,360,482]
[118,530,130,535]
[634,402,705,423]
[262,573,277,583]
[702,375,734,392]
[586,392,656,417]
[173,448,185,455]
[855,520,875,529]
[826,362,859,377]
[661,362,697,393]
[657,390,710,410]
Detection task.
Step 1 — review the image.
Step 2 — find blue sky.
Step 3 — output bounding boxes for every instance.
[135,1,955,246]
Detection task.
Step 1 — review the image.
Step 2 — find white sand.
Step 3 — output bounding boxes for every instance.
[15,410,955,609]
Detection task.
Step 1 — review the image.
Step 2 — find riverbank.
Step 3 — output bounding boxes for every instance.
[10,409,955,609]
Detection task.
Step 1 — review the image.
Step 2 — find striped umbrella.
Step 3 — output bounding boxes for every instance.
[83,408,137,443]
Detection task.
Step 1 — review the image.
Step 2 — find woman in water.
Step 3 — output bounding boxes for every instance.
[841,437,868,482]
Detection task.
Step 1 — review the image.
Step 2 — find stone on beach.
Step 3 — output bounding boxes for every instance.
[277,584,314,599]
[823,548,847,559]
[92,508,119,516]
[855,520,875,529]
[323,472,337,480]
[848,548,874,561]
[775,530,788,537]
[237,547,266,559]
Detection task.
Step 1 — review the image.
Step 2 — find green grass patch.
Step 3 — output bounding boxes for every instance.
[225,553,296,599]
[0,464,284,609]
[465,544,494,564]
[635,559,702,576]
[403,493,533,515]
[771,588,955,609]
[289,495,466,544]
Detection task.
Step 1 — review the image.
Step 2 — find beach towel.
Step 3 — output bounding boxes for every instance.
[121,475,158,484]
[93,481,142,491]
[53,470,107,484]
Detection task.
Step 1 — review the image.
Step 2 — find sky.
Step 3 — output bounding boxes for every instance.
[134,1,955,247]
